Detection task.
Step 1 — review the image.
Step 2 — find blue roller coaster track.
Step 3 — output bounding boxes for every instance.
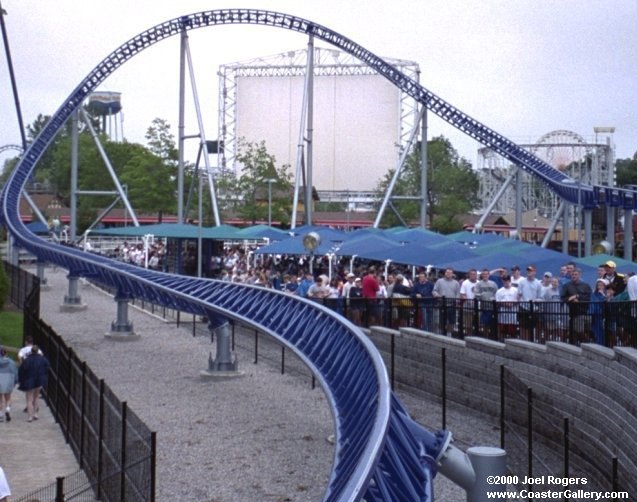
[1,9,634,501]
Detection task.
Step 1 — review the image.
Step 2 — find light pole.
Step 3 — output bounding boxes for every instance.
[266,178,276,227]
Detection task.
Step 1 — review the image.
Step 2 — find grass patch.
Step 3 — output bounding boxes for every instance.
[0,310,23,350]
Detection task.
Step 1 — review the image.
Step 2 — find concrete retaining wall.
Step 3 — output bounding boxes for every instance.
[368,326,637,494]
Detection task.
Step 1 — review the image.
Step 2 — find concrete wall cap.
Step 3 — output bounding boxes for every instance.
[399,328,466,347]
[504,339,547,353]
[465,336,506,351]
[370,326,401,337]
[614,346,637,363]
[546,341,583,356]
[581,343,616,360]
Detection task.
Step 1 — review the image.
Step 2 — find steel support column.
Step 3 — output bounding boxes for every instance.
[584,209,592,257]
[624,208,633,262]
[61,274,87,311]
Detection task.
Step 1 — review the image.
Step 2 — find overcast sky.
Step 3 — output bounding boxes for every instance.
[1,0,635,170]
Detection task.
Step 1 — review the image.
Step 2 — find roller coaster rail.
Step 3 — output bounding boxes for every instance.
[2,8,628,500]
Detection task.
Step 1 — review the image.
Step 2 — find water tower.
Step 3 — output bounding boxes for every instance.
[87,91,123,141]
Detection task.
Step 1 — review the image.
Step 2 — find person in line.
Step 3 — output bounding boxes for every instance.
[412,271,434,331]
[474,268,499,338]
[433,268,460,336]
[561,268,592,342]
[589,279,608,345]
[391,274,413,328]
[18,345,50,423]
[495,275,520,340]
[0,347,18,422]
[601,260,626,294]
[347,278,364,326]
[517,265,543,341]
[459,268,479,335]
[542,276,567,342]
[307,276,331,300]
[361,267,380,325]
[17,336,42,413]
[17,335,40,363]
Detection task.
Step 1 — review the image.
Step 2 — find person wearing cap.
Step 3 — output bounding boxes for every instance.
[341,272,356,299]
[601,260,626,294]
[540,271,553,293]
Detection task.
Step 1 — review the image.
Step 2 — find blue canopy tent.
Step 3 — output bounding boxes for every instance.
[25,220,50,235]
[575,253,635,275]
[358,239,479,268]
[236,224,290,241]
[332,233,401,257]
[254,227,346,256]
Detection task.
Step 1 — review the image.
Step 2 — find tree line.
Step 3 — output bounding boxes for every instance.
[2,109,635,234]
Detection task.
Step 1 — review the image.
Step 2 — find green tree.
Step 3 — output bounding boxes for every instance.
[375,136,479,233]
[119,148,176,215]
[224,139,293,225]
[145,118,178,167]
[615,157,637,187]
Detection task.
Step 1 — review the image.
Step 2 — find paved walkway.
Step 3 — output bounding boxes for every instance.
[0,391,81,500]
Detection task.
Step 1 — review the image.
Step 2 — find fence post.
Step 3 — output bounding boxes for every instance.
[441,347,447,429]
[527,387,533,478]
[54,336,61,425]
[64,348,72,445]
[55,476,64,502]
[97,379,105,500]
[80,361,87,470]
[281,346,285,375]
[500,365,505,449]
[612,457,618,492]
[121,401,128,501]
[254,330,259,364]
[563,417,569,477]
[150,431,157,502]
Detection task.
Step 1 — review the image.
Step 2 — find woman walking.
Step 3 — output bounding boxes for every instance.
[17,345,50,422]
[0,347,18,422]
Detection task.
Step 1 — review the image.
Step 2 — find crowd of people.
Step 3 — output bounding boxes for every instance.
[194,246,637,346]
[79,238,637,346]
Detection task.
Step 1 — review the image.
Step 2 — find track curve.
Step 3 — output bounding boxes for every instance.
[4,8,626,500]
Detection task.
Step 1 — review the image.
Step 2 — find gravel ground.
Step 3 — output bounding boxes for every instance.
[38,267,500,501]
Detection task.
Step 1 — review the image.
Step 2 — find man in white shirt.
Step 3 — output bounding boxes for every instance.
[495,275,519,340]
[517,265,543,341]
[459,269,478,335]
